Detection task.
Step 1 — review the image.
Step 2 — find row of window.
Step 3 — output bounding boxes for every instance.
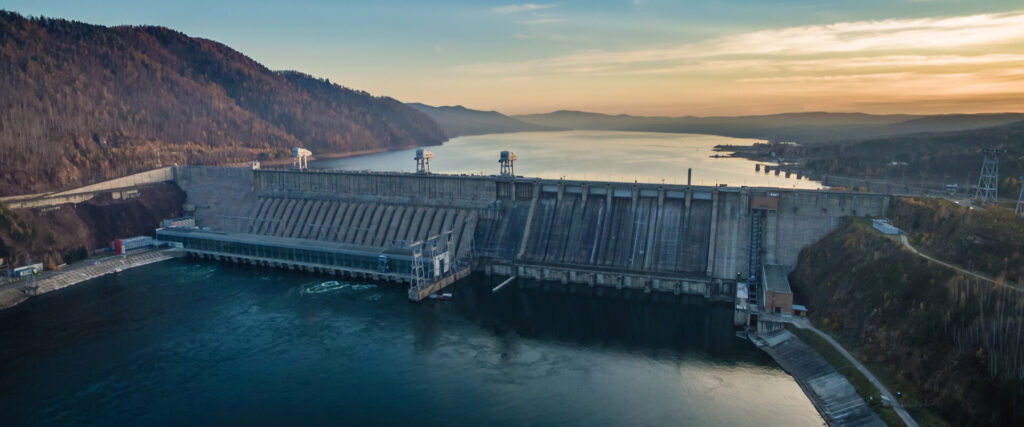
[158,232,433,275]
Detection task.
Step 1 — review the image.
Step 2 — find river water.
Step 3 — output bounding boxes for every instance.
[315,130,821,188]
[0,262,822,425]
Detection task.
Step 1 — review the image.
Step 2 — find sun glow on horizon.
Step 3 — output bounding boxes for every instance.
[430,9,1024,116]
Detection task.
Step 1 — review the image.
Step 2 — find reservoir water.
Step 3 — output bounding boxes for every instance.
[315,130,821,189]
[0,262,823,425]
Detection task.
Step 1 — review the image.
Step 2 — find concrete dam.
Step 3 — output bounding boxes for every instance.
[169,166,889,300]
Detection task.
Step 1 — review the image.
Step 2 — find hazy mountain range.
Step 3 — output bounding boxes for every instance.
[407,103,552,137]
[411,104,1024,144]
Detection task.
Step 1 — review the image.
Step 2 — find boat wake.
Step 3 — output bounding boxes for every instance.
[300,281,379,296]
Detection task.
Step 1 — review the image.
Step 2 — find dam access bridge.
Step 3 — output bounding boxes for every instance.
[164,165,888,302]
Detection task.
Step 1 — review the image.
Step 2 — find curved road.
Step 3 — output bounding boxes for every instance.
[898,234,1020,291]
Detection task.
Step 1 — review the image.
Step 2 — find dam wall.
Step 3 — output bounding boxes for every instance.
[173,166,258,232]
[242,196,478,260]
[172,166,889,294]
[475,181,888,280]
[173,166,480,260]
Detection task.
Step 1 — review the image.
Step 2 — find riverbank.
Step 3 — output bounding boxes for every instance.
[752,329,886,427]
[0,249,182,311]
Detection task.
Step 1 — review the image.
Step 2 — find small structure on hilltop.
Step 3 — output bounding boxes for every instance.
[499,151,517,176]
[292,147,312,170]
[415,149,433,173]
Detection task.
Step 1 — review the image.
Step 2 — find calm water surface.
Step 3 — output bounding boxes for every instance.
[315,130,821,188]
[0,261,823,426]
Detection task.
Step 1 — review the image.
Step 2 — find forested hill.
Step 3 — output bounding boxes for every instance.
[0,11,446,196]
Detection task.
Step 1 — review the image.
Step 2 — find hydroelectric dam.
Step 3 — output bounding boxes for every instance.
[161,165,889,304]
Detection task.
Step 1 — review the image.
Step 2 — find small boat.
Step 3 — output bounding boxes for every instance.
[302,280,347,295]
[427,292,453,300]
[112,268,123,274]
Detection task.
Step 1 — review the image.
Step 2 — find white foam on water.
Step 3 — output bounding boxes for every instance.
[301,280,351,295]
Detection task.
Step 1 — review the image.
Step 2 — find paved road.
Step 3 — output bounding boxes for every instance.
[898,234,1020,291]
[765,314,918,427]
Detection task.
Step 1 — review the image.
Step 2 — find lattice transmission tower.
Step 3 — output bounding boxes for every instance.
[1016,176,1024,216]
[975,148,1001,205]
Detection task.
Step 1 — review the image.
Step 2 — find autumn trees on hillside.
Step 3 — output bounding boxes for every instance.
[0,12,445,196]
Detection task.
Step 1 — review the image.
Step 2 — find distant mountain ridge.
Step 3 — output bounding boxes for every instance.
[511,110,1024,143]
[0,11,446,195]
[408,103,551,137]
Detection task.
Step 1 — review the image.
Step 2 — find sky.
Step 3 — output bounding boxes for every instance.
[5,0,1024,116]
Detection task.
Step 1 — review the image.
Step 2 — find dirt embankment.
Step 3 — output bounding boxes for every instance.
[790,217,1024,425]
[0,183,185,269]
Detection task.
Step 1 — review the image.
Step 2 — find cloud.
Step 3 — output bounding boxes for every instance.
[516,18,562,25]
[628,54,1024,76]
[492,3,554,14]
[457,10,1024,74]
[704,11,1024,56]
[448,9,1024,115]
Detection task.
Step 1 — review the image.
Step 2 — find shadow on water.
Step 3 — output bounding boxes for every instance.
[443,273,762,363]
[0,260,759,365]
